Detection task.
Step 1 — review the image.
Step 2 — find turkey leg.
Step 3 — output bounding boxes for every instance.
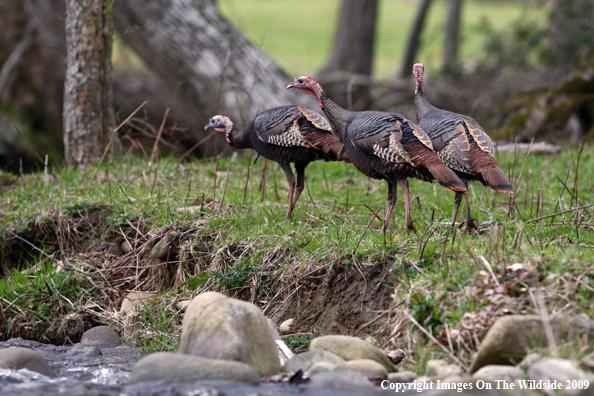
[399,179,415,232]
[382,181,398,233]
[291,162,308,213]
[279,162,296,217]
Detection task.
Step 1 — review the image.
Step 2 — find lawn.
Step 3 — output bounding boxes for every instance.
[1,142,593,369]
[217,0,545,78]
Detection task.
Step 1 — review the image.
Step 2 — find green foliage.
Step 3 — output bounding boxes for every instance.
[284,334,315,353]
[410,292,443,333]
[212,260,259,289]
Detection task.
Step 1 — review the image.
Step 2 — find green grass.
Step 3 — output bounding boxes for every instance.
[1,145,593,367]
[217,0,544,78]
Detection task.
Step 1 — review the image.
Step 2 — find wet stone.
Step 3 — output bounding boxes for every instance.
[65,344,102,357]
[0,347,55,377]
[80,326,124,347]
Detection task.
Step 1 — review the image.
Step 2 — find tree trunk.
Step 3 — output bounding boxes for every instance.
[321,0,378,76]
[63,0,116,168]
[113,0,310,130]
[443,0,463,73]
[399,0,433,78]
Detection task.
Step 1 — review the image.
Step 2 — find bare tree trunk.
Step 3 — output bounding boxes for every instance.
[399,0,433,78]
[443,0,463,73]
[113,0,310,130]
[321,0,378,76]
[63,0,116,168]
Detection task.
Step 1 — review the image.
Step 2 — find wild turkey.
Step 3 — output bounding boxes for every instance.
[412,63,513,231]
[205,105,347,217]
[287,76,467,232]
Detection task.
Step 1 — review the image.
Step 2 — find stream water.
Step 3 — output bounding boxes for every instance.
[0,338,393,396]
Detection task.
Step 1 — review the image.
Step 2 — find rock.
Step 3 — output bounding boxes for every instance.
[267,318,281,340]
[150,233,175,259]
[309,361,337,375]
[518,353,542,370]
[469,315,594,372]
[0,347,55,377]
[173,300,192,312]
[80,326,124,347]
[307,370,376,390]
[127,352,260,385]
[580,351,594,373]
[279,319,294,335]
[282,350,345,373]
[119,291,157,316]
[335,359,388,379]
[386,349,406,365]
[473,365,524,381]
[387,370,418,383]
[425,359,462,379]
[121,241,132,254]
[65,344,102,357]
[178,292,280,376]
[529,358,590,385]
[310,335,396,372]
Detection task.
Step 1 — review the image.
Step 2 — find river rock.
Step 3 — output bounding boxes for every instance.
[279,319,294,335]
[282,349,345,373]
[0,347,55,377]
[150,233,174,259]
[178,292,280,376]
[309,361,338,375]
[64,344,102,357]
[580,351,594,373]
[425,359,462,379]
[473,365,524,381]
[518,353,542,369]
[127,352,260,385]
[388,370,418,383]
[310,335,396,372]
[307,370,376,390]
[119,291,157,316]
[335,359,388,379]
[80,326,124,347]
[469,315,594,372]
[529,358,590,384]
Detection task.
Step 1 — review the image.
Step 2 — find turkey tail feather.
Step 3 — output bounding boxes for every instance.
[467,141,513,193]
[427,164,468,194]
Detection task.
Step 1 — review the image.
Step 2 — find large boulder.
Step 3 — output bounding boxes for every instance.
[178,292,280,376]
[127,352,260,385]
[310,335,396,372]
[0,347,55,377]
[470,315,594,372]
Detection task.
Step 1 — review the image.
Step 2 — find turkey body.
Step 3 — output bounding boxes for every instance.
[288,76,467,232]
[413,63,513,231]
[206,105,346,217]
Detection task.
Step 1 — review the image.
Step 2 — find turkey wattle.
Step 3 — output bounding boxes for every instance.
[205,105,347,217]
[288,76,467,232]
[413,63,513,231]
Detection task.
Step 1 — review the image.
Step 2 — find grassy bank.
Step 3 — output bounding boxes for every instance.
[1,144,593,371]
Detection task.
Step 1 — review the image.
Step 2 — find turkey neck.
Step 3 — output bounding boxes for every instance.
[229,125,254,149]
[318,95,353,142]
[413,90,438,121]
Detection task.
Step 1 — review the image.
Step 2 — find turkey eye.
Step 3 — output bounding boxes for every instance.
[298,79,303,84]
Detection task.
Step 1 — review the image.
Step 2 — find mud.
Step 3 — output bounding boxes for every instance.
[272,260,394,335]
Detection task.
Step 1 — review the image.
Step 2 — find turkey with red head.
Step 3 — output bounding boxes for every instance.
[288,76,467,232]
[413,63,513,231]
[205,105,347,217]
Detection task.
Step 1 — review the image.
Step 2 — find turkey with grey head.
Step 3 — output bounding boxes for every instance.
[413,63,513,232]
[205,105,348,217]
[288,76,467,232]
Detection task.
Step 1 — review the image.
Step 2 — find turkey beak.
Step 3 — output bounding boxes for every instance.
[204,125,209,131]
[287,81,296,89]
